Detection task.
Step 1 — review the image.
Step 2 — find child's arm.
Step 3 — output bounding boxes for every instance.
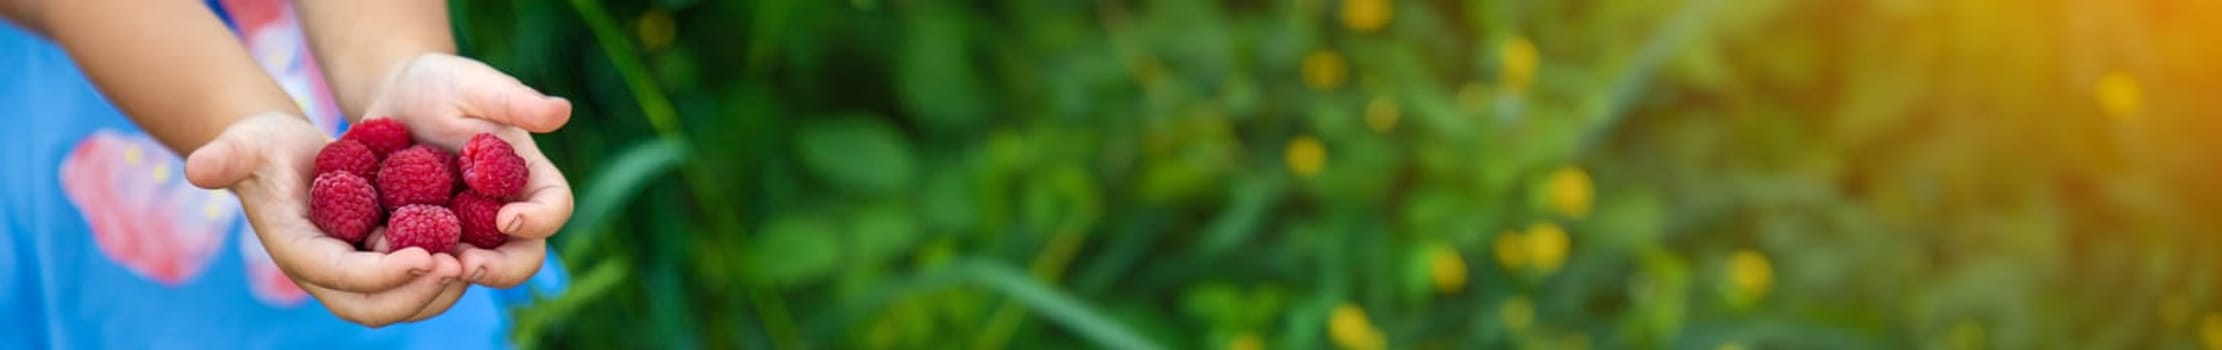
[1,1,463,327]
[296,0,576,305]
[22,0,297,153]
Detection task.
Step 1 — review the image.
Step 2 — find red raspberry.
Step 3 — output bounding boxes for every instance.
[313,139,378,180]
[377,145,455,211]
[459,133,528,198]
[341,118,412,157]
[450,190,507,249]
[309,172,378,245]
[384,204,460,255]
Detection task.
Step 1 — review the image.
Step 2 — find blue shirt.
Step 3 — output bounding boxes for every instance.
[0,4,564,349]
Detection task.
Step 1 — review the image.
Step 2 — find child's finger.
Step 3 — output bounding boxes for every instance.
[293,245,435,293]
[456,238,546,288]
[455,69,571,133]
[297,254,461,328]
[496,138,573,239]
[402,281,469,322]
[497,185,572,240]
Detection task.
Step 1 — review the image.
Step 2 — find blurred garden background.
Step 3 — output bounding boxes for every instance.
[455,0,2222,348]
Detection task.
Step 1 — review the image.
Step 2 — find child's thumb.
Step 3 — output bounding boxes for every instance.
[186,118,268,189]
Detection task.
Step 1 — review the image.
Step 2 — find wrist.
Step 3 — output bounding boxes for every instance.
[294,0,456,120]
[337,50,444,122]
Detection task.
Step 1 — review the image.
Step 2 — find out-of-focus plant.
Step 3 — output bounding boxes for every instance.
[456,0,2222,348]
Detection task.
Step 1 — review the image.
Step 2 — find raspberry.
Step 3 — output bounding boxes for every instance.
[313,139,378,180]
[309,172,379,245]
[377,145,455,211]
[384,204,460,255]
[450,190,507,249]
[459,133,528,198]
[342,118,412,157]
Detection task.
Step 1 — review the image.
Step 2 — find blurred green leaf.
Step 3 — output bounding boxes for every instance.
[795,113,916,195]
[897,5,989,131]
[848,202,921,265]
[917,162,980,231]
[750,214,843,284]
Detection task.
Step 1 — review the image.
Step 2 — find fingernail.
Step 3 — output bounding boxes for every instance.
[503,215,524,234]
[469,267,487,282]
[439,277,457,287]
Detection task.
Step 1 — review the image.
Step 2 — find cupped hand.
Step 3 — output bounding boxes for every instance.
[184,112,463,327]
[362,53,573,290]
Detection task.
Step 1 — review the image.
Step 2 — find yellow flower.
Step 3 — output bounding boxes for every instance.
[1363,96,1399,134]
[1500,296,1534,331]
[1500,37,1539,93]
[1428,245,1467,294]
[1526,222,1570,274]
[2095,72,2141,120]
[636,8,678,51]
[1302,50,1349,90]
[2203,313,2222,350]
[1286,135,1326,178]
[1544,166,1594,218]
[1340,0,1391,33]
[1494,230,1528,271]
[1328,303,1386,350]
[1727,249,1773,304]
[1229,331,1265,350]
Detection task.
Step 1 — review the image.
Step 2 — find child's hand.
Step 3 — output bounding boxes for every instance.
[361,53,574,289]
[185,113,465,327]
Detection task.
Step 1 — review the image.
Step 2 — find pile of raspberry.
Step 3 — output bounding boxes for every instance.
[309,118,528,254]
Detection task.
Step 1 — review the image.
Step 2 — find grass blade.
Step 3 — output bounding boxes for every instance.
[951,259,1164,350]
[562,138,688,253]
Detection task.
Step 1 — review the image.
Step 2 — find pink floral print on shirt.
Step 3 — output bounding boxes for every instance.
[59,130,239,286]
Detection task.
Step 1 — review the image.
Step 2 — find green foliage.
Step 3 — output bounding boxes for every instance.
[461,0,2222,348]
[794,113,916,196]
